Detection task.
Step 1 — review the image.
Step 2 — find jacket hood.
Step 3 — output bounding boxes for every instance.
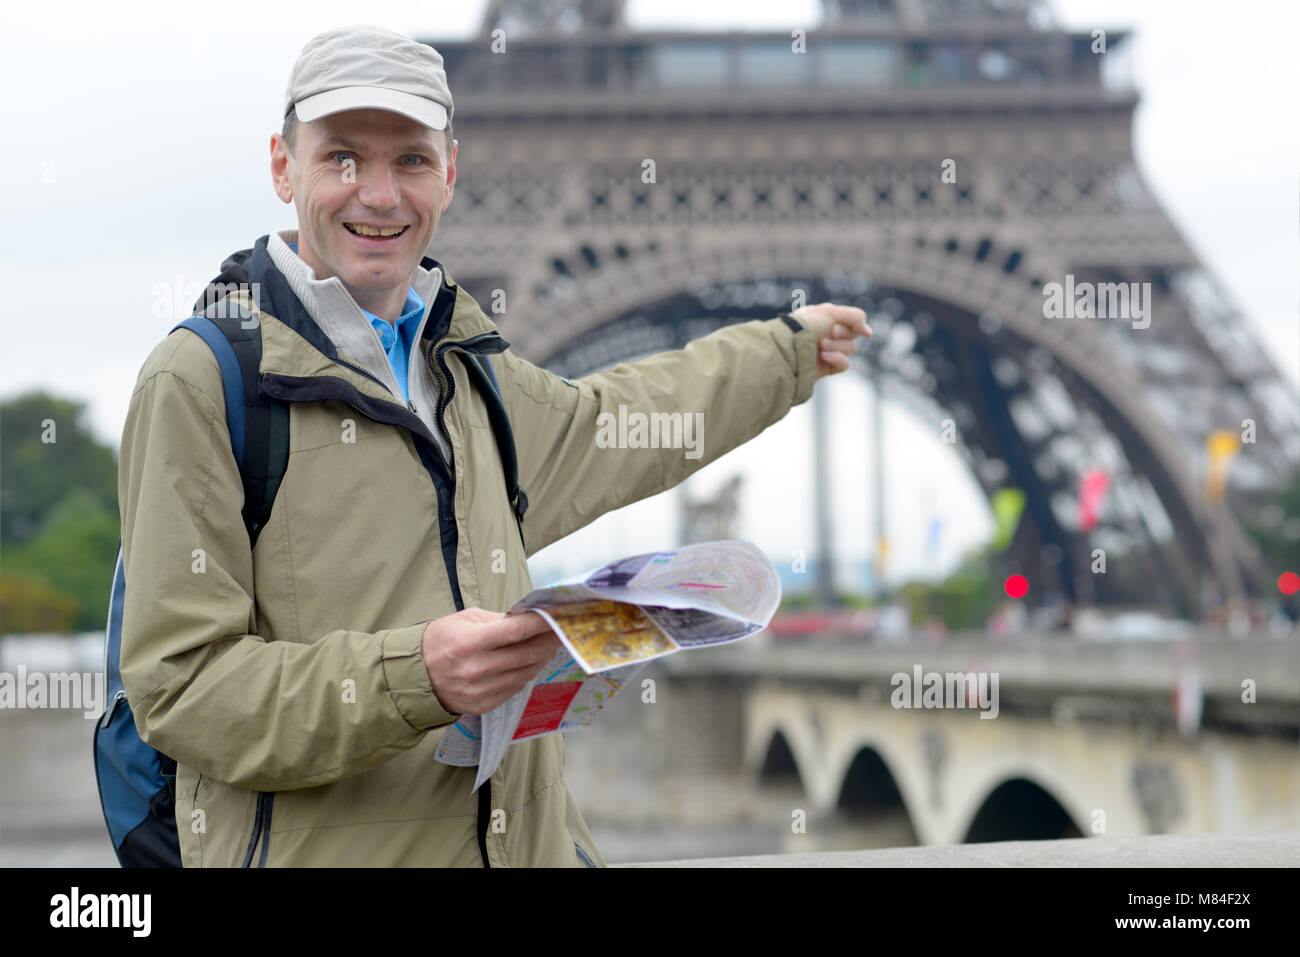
[193,247,255,314]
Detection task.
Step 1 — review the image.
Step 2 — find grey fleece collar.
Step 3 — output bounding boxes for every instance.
[266,227,442,398]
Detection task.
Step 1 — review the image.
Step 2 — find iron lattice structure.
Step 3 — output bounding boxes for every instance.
[422,0,1300,615]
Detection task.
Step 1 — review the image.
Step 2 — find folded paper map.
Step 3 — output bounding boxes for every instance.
[434,540,781,790]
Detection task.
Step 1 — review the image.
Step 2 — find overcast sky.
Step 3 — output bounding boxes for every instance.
[1,0,1295,588]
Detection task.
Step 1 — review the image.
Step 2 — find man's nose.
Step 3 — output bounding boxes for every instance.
[356,163,401,211]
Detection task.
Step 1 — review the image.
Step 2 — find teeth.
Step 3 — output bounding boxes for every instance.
[346,223,405,237]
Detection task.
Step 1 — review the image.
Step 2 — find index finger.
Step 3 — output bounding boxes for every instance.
[826,305,871,337]
[481,610,555,649]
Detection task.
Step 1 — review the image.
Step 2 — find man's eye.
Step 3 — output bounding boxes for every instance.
[402,155,424,166]
[331,151,354,165]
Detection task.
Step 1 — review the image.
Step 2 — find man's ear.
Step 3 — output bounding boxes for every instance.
[441,138,458,213]
[270,133,293,204]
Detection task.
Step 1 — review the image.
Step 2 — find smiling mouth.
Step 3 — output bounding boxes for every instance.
[343,223,409,240]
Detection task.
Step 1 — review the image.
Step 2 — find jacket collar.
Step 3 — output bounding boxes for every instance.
[266,228,442,349]
[197,230,505,405]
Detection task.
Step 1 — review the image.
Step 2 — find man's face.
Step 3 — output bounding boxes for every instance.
[270,108,456,311]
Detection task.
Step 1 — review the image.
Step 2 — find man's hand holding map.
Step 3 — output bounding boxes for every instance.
[434,540,781,790]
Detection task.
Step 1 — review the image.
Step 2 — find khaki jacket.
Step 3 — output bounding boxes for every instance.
[117,232,818,866]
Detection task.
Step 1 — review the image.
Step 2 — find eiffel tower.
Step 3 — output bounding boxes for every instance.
[421,0,1300,617]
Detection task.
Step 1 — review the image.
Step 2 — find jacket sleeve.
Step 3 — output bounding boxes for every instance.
[492,314,820,556]
[117,331,461,793]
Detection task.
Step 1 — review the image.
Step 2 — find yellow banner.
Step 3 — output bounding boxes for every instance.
[1205,430,1240,502]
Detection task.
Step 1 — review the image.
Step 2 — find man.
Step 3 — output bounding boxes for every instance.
[117,24,870,867]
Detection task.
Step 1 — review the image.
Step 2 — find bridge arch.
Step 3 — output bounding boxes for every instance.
[747,717,816,803]
[962,776,1085,843]
[837,746,907,811]
[757,729,803,790]
[835,746,921,846]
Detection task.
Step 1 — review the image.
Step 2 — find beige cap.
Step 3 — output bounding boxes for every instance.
[284,25,452,131]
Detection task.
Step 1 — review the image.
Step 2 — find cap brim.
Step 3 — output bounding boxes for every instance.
[294,86,448,130]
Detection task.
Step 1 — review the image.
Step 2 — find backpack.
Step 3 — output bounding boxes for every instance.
[94,301,528,867]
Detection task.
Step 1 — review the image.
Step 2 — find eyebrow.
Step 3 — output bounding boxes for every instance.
[320,135,439,156]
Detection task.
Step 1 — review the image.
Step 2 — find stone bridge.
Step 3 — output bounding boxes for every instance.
[649,634,1300,847]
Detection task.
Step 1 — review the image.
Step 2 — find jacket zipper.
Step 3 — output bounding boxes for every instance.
[332,353,391,391]
[426,331,507,869]
[325,330,506,469]
[428,332,508,476]
[241,791,273,867]
[426,331,508,869]
[334,351,422,415]
[477,783,492,868]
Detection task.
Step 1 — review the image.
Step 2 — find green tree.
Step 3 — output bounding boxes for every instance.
[897,544,993,630]
[4,489,121,630]
[2,391,118,545]
[1,391,121,632]
[0,576,80,632]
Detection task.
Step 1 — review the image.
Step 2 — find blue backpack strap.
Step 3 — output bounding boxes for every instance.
[170,308,288,547]
[169,314,249,467]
